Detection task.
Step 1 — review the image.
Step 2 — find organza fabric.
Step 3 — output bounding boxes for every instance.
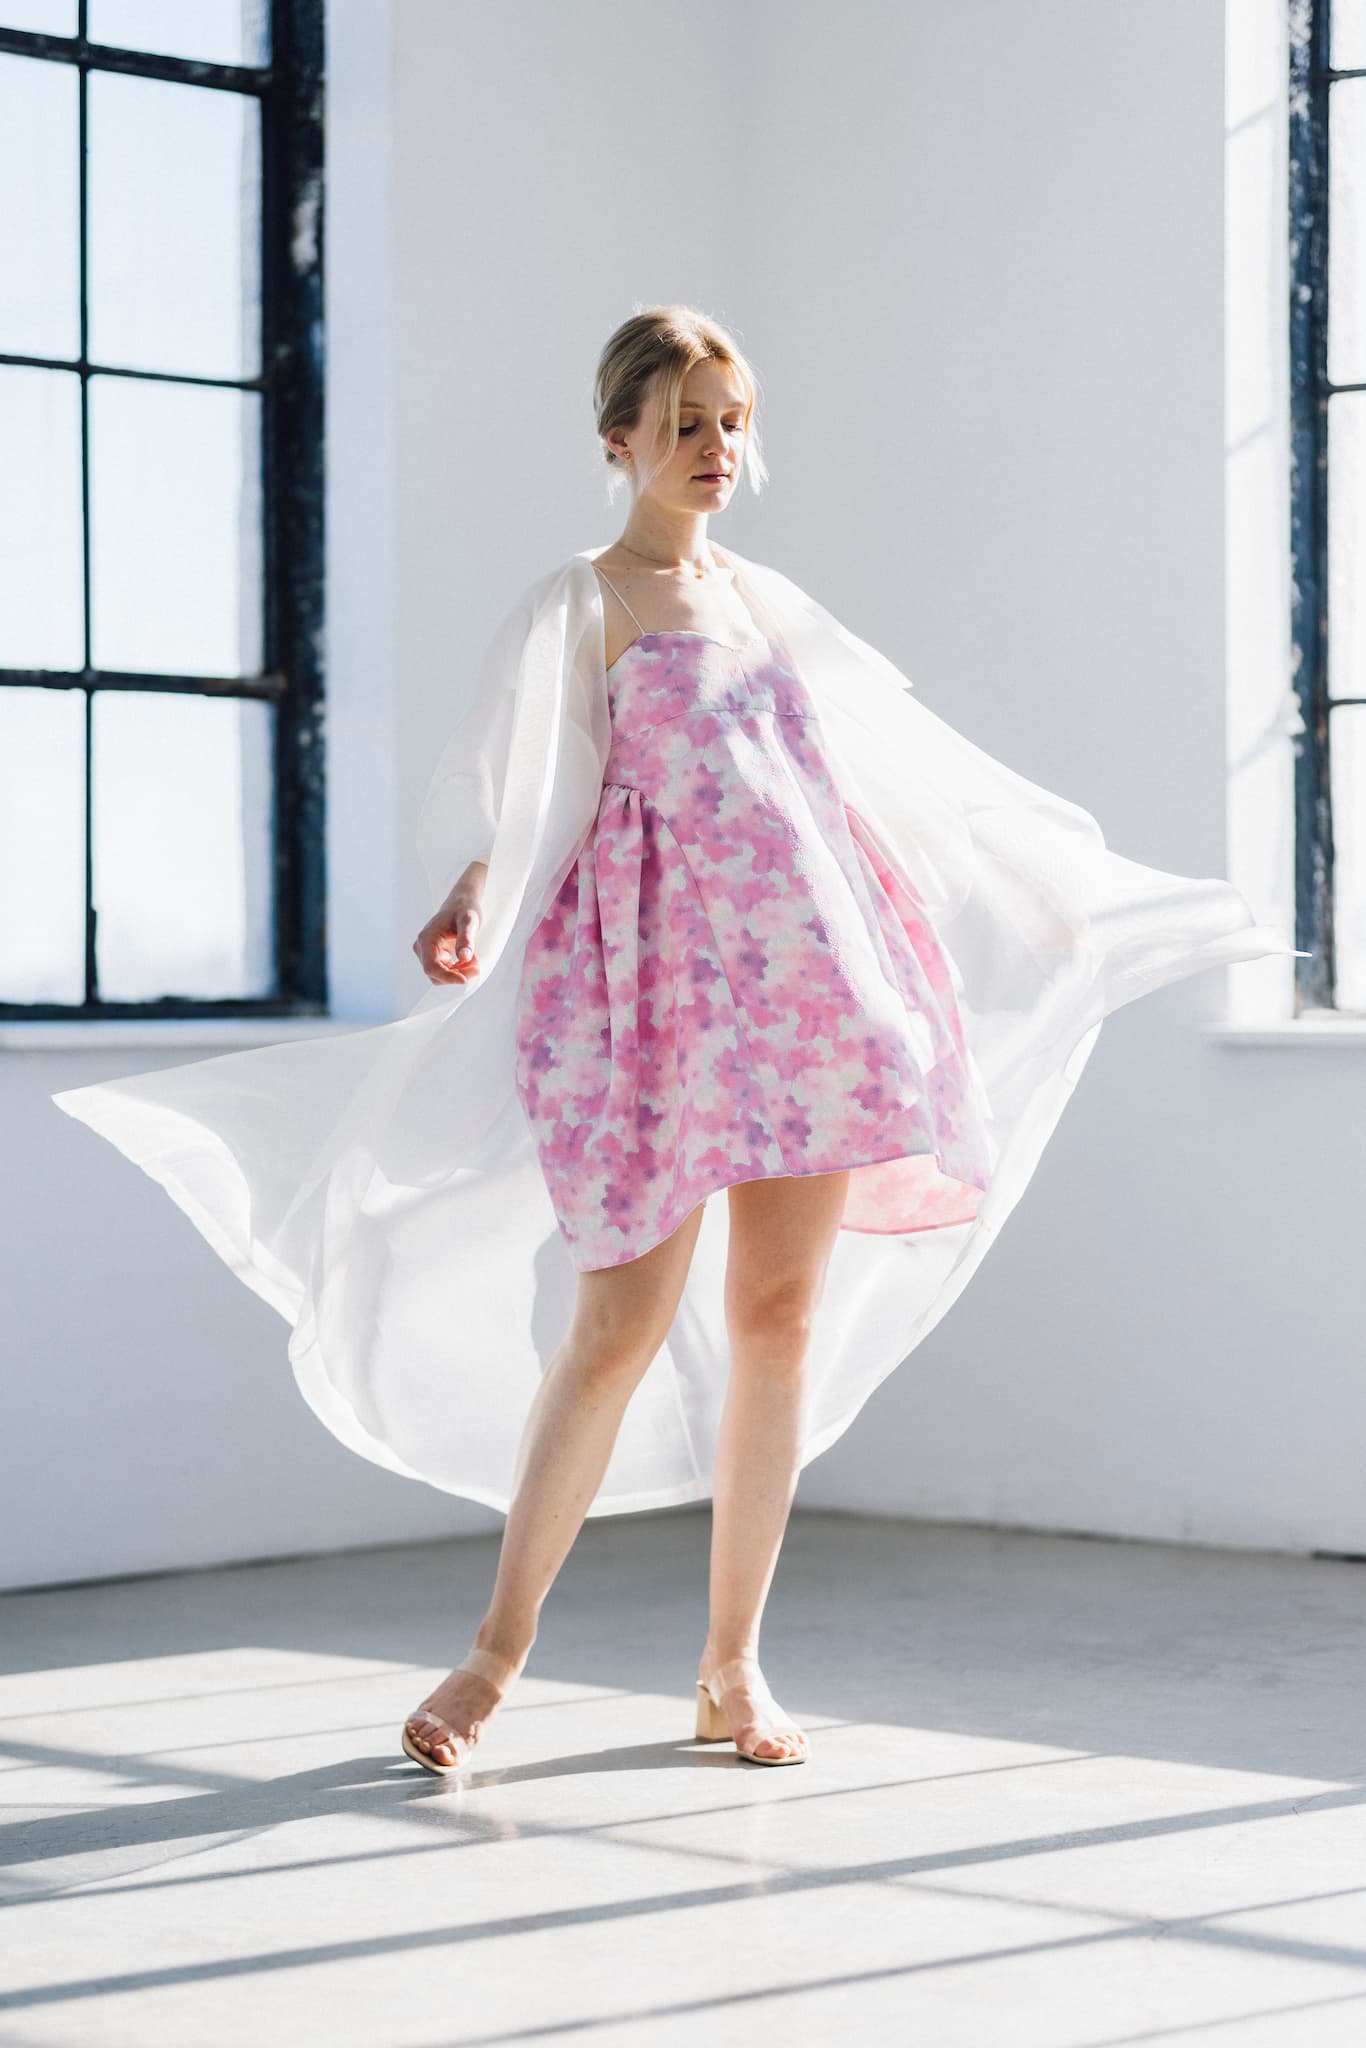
[52,543,1297,1515]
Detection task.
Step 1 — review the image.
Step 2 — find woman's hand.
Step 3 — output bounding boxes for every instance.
[414,864,486,985]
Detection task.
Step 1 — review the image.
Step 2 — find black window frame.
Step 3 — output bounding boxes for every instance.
[0,0,326,1020]
[1288,0,1363,1013]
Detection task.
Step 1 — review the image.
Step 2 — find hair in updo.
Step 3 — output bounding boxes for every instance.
[594,304,769,498]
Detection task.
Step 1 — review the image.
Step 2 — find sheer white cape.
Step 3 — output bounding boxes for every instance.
[52,542,1296,1515]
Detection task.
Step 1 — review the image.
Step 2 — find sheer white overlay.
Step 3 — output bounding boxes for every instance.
[52,543,1296,1514]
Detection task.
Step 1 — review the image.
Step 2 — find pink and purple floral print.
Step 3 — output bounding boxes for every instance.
[513,630,994,1272]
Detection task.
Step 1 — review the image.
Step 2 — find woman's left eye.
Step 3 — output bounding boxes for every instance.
[679,423,744,435]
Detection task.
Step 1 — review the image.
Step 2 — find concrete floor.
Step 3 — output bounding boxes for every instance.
[1,1512,1364,2047]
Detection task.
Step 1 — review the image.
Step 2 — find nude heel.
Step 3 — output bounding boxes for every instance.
[695,1681,729,1742]
[694,1657,810,1765]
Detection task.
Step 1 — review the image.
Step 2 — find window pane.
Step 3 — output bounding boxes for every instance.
[1328,78,1366,386]
[0,3,76,30]
[87,0,268,67]
[0,53,79,361]
[1331,706,1366,1012]
[89,375,263,677]
[92,690,275,1000]
[87,70,260,381]
[0,687,86,1005]
[1328,391,1365,700]
[1334,2,1366,72]
[0,366,84,671]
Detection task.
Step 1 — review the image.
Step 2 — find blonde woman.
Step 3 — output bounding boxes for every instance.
[55,306,1296,1779]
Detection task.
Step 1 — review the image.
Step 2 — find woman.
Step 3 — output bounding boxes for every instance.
[405,314,998,1775]
[53,306,1298,1779]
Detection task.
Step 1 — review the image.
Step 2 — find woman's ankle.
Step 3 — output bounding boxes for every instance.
[473,1617,537,1670]
[700,1638,760,1675]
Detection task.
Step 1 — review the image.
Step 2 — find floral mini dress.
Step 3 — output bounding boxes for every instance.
[513,569,994,1271]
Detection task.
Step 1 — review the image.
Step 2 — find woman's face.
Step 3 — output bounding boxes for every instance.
[620,361,749,513]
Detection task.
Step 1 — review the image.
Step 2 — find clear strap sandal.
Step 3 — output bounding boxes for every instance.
[401,1644,525,1776]
[695,1656,810,1766]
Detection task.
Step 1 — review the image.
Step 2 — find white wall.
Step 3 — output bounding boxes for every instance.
[5,0,1361,1592]
[782,0,1366,1552]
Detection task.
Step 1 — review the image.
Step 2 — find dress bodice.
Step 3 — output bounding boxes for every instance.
[603,629,814,779]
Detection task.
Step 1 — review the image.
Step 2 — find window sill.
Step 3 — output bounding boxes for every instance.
[0,1016,375,1052]
[1203,1018,1366,1048]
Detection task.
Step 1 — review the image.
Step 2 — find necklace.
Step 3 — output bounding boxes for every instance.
[617,539,714,582]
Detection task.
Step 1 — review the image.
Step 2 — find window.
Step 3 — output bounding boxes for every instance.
[1289,0,1366,1012]
[0,0,325,1019]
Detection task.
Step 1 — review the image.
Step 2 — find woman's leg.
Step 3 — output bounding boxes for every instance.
[407,1200,707,1763]
[700,1169,850,1759]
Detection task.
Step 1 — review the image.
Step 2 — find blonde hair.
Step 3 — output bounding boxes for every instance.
[594,304,769,498]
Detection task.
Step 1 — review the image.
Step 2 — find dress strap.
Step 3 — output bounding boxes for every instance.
[594,564,647,635]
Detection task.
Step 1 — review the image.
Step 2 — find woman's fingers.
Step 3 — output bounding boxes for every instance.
[428,936,479,984]
[413,899,483,984]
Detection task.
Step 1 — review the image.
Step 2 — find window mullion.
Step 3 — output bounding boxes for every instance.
[1288,0,1336,1010]
[76,6,95,1002]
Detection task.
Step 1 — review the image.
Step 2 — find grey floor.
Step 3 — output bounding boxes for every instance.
[1,1510,1364,2047]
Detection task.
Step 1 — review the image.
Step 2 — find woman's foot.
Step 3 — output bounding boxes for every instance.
[697,1651,809,1764]
[403,1640,529,1772]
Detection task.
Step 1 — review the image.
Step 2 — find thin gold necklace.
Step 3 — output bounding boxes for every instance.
[617,539,714,582]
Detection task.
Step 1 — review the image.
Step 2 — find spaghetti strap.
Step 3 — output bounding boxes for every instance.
[594,564,647,636]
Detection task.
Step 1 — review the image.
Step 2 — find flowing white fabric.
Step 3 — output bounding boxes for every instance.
[52,543,1297,1515]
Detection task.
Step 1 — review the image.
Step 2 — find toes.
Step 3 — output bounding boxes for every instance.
[408,1713,461,1759]
[744,1727,801,1759]
[756,1729,805,1759]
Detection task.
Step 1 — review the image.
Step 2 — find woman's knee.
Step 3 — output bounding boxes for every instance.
[557,1209,703,1393]
[725,1273,822,1360]
[557,1293,676,1394]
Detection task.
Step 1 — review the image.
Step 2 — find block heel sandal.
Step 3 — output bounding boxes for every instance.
[695,1656,809,1766]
